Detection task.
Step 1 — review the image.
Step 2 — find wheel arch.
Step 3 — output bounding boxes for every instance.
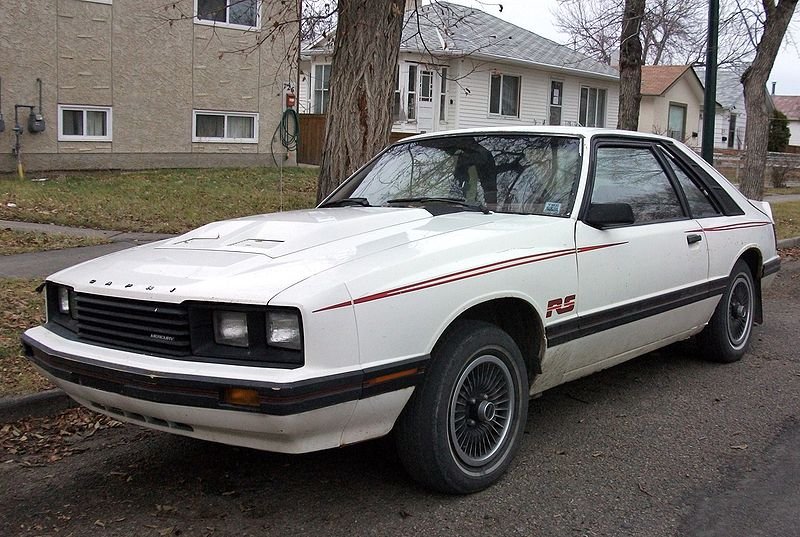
[737,247,763,325]
[437,297,545,384]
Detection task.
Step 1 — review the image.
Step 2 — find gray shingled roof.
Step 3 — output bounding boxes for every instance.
[306,2,618,79]
[693,66,746,111]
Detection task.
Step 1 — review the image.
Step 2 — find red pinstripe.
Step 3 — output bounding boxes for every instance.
[313,242,627,313]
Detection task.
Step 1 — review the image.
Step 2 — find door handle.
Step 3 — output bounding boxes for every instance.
[687,234,703,245]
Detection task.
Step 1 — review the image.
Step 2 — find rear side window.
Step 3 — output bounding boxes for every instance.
[662,153,721,219]
[591,146,685,223]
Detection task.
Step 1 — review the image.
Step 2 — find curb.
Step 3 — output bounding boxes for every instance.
[0,389,76,423]
[778,237,800,249]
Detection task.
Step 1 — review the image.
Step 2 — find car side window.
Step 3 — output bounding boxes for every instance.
[591,146,685,224]
[661,153,721,219]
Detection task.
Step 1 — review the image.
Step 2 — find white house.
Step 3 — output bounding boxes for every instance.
[299,2,619,135]
[693,66,753,150]
[638,65,706,149]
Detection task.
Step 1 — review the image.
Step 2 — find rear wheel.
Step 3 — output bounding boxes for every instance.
[699,260,755,363]
[395,320,528,494]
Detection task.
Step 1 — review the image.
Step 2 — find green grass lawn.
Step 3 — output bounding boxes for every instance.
[0,278,51,396]
[0,167,318,234]
[0,229,110,255]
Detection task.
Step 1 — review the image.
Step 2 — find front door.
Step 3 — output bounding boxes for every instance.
[417,70,435,132]
[566,140,710,378]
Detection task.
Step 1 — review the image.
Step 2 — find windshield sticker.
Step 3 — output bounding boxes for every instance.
[544,202,561,215]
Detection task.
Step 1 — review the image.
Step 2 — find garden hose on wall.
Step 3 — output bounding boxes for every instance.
[272,108,300,167]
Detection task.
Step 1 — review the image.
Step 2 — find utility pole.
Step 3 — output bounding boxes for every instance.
[701,0,719,164]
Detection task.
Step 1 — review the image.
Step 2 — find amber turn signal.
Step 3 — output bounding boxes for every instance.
[222,387,261,407]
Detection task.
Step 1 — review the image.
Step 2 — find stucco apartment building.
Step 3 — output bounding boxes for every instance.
[0,0,294,173]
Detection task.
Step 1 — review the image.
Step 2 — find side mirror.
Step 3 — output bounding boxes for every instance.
[584,203,635,229]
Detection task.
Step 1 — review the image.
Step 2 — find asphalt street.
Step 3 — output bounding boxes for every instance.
[1,259,798,537]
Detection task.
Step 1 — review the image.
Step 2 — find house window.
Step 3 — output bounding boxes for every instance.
[58,105,112,141]
[579,87,607,127]
[313,64,331,114]
[393,68,402,122]
[549,80,563,125]
[489,74,520,117]
[667,103,687,141]
[193,110,258,143]
[407,65,417,121]
[439,67,448,124]
[196,0,260,29]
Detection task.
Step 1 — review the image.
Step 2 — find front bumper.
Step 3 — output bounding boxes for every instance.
[22,328,426,453]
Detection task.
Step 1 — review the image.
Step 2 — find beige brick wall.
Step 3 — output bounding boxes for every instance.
[0,0,296,172]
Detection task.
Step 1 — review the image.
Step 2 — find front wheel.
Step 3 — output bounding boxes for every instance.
[394,320,529,494]
[698,260,756,363]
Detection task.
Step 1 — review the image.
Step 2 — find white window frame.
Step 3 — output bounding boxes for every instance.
[194,0,261,31]
[313,64,332,115]
[192,110,259,144]
[407,64,418,121]
[393,66,402,123]
[80,0,112,4]
[579,86,607,128]
[488,73,522,118]
[58,105,113,142]
[439,67,448,124]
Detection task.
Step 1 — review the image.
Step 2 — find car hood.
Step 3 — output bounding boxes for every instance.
[153,207,434,258]
[48,207,507,304]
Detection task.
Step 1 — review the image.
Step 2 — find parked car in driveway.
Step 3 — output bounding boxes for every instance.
[22,127,780,494]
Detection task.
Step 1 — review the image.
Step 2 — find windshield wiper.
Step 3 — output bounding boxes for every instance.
[319,197,372,208]
[386,197,490,214]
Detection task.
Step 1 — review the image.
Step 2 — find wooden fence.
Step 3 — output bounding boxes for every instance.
[297,114,326,165]
[297,114,415,165]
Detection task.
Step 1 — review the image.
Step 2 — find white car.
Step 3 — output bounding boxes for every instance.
[23,127,780,493]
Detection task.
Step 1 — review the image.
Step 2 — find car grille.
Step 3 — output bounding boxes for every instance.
[74,293,191,357]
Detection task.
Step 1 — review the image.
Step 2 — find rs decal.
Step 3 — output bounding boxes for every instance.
[546,295,576,318]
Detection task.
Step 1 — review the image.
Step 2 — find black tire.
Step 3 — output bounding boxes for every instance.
[698,260,756,363]
[394,320,529,494]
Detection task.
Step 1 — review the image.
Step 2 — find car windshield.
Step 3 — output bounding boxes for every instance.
[326,134,582,216]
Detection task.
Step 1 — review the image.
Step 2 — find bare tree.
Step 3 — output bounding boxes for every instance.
[738,0,798,200]
[618,0,645,130]
[301,0,337,43]
[555,0,757,66]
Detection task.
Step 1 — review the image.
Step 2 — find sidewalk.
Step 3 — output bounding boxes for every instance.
[0,220,175,278]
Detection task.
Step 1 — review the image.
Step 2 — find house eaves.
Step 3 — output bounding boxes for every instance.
[463,51,619,82]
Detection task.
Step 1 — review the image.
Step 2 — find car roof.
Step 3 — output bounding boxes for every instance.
[397,126,675,144]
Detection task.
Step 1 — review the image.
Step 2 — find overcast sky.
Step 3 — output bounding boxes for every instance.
[447,0,800,95]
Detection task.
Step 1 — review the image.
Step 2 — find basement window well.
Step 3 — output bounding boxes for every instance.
[58,105,112,142]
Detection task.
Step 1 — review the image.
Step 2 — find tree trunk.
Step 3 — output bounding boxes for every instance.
[617,0,645,130]
[739,0,798,200]
[316,0,406,203]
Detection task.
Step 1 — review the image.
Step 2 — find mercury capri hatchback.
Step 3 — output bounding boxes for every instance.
[22,127,780,493]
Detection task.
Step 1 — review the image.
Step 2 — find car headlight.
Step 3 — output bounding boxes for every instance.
[267,310,302,350]
[190,305,304,366]
[57,286,71,314]
[213,310,249,348]
[46,283,77,329]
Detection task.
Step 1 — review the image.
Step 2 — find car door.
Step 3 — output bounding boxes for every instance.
[564,139,711,379]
